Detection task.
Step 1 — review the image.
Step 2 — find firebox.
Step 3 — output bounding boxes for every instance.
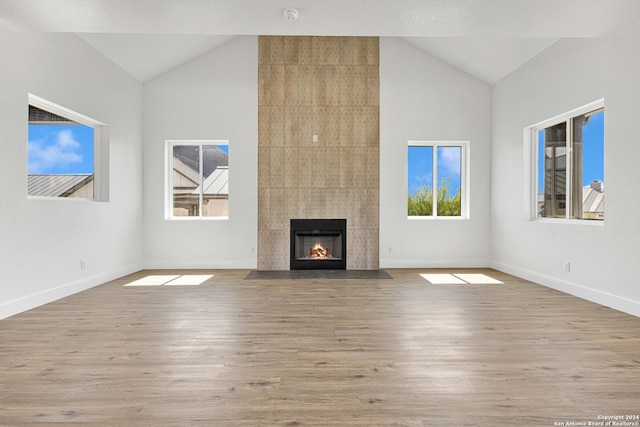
[290,219,347,270]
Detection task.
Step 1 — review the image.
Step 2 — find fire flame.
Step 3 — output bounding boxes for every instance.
[309,243,331,258]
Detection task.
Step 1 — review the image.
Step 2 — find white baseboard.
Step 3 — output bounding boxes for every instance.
[491,261,640,318]
[0,263,143,320]
[143,259,257,270]
[380,258,490,269]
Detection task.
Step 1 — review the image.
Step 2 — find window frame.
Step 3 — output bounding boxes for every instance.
[407,140,470,220]
[27,94,109,202]
[165,140,230,220]
[528,99,604,224]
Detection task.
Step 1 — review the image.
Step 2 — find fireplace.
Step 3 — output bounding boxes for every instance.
[290,219,347,270]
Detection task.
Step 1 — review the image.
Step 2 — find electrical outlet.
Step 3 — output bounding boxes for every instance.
[563,261,570,272]
[80,260,87,270]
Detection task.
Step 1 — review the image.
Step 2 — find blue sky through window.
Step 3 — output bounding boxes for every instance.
[408,145,461,196]
[28,124,94,174]
[581,110,604,185]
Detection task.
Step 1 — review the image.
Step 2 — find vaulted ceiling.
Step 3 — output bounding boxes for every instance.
[2,0,639,84]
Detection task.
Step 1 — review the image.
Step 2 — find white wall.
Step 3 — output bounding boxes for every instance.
[0,29,144,320]
[379,38,492,268]
[143,36,258,269]
[491,37,640,317]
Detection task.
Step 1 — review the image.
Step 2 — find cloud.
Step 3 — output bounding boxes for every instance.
[438,147,461,174]
[28,129,83,174]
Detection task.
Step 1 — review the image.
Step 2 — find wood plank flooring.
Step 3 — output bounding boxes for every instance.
[1,269,639,426]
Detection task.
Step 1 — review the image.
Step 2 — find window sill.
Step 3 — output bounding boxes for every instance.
[28,195,98,202]
[166,216,229,221]
[408,216,469,220]
[532,218,604,226]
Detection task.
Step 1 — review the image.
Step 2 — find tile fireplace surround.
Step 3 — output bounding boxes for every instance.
[257,36,380,270]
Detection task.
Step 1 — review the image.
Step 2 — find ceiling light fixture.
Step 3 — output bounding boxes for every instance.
[283,8,299,21]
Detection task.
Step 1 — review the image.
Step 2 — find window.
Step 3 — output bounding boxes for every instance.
[27,94,108,201]
[532,100,604,221]
[407,141,468,218]
[167,141,229,219]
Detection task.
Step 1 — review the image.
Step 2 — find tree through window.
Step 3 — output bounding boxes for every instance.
[408,141,468,218]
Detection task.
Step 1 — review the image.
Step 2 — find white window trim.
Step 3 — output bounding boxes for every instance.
[27,94,109,202]
[407,140,470,220]
[165,140,229,220]
[526,98,604,225]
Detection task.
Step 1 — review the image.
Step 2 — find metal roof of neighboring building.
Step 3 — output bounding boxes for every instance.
[28,174,93,197]
[195,166,228,197]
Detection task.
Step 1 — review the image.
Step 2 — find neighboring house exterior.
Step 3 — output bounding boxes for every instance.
[538,179,604,220]
[171,147,229,217]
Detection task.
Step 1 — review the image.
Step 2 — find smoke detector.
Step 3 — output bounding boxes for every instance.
[284,8,299,21]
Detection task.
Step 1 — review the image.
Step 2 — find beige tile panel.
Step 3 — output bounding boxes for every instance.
[297,36,313,64]
[354,37,379,66]
[258,66,270,105]
[269,147,285,186]
[309,147,326,189]
[324,65,340,106]
[257,146,271,189]
[324,188,342,219]
[311,36,329,65]
[339,147,354,189]
[258,36,271,65]
[298,108,314,147]
[270,106,285,146]
[284,147,300,189]
[366,147,380,189]
[337,37,354,65]
[284,106,300,147]
[269,65,285,105]
[366,195,380,231]
[296,147,312,187]
[311,66,327,106]
[257,228,277,269]
[258,36,380,270]
[257,188,270,227]
[339,188,355,220]
[339,108,354,146]
[366,68,380,106]
[347,229,367,270]
[269,36,285,64]
[324,147,340,188]
[284,65,299,106]
[298,65,314,106]
[309,189,328,217]
[258,105,270,146]
[284,37,299,65]
[352,147,369,189]
[366,228,380,269]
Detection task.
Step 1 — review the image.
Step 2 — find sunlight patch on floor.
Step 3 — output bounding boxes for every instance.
[454,274,503,284]
[420,273,503,285]
[164,275,213,286]
[420,274,466,284]
[124,274,213,287]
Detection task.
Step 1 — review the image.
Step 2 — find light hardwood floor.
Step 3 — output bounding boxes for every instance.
[1,269,639,426]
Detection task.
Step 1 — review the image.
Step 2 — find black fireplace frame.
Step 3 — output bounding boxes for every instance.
[290,219,347,270]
